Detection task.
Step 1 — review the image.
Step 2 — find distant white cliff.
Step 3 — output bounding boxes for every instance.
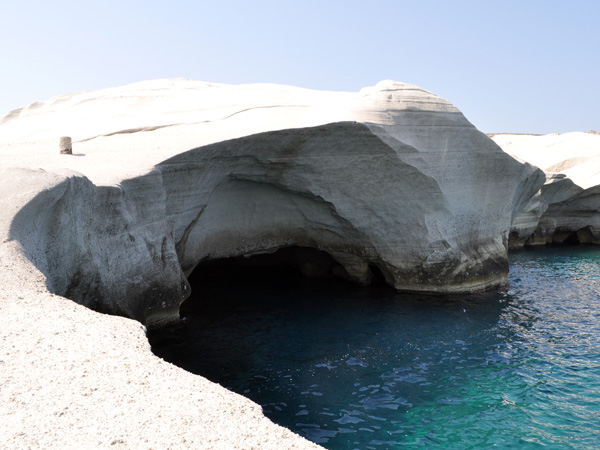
[0,79,543,326]
[491,132,600,247]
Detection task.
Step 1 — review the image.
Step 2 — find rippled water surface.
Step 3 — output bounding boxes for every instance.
[149,247,600,449]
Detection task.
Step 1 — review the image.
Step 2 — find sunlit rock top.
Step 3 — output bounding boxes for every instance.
[492,131,600,189]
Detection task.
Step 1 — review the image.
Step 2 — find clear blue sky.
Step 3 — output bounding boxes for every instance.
[1,0,598,134]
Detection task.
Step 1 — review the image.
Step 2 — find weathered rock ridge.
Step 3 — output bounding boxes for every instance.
[491,132,600,247]
[1,79,543,326]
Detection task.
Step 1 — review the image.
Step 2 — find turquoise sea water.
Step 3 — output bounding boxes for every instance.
[149,247,600,449]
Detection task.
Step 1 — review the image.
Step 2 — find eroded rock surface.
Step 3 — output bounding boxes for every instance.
[1,79,543,326]
[492,132,600,247]
[0,166,323,450]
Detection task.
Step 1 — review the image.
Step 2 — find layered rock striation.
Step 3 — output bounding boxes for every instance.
[1,79,543,326]
[492,132,600,247]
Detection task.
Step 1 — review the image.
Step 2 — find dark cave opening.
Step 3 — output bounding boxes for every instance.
[149,246,394,385]
[560,231,582,245]
[187,246,348,288]
[185,246,391,299]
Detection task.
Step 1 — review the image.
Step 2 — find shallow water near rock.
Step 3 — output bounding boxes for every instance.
[148,247,600,449]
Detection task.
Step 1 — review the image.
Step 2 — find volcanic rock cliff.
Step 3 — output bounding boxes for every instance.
[0,79,544,326]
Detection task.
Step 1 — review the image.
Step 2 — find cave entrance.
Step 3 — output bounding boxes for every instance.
[151,245,392,387]
[187,246,347,290]
[545,227,594,246]
[183,246,390,311]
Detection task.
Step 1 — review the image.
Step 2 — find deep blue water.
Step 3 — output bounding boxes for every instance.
[149,247,600,449]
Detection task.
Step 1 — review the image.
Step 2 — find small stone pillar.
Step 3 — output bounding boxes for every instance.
[59,136,72,154]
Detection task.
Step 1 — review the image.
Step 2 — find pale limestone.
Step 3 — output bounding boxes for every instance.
[492,132,600,246]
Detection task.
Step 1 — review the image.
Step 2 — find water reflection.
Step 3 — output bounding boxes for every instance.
[149,247,600,449]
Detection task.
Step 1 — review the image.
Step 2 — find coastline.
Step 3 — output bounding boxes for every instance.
[0,79,559,448]
[0,240,322,449]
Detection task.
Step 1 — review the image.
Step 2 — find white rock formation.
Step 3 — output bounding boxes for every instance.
[0,165,322,450]
[0,79,545,449]
[492,132,600,246]
[1,79,543,326]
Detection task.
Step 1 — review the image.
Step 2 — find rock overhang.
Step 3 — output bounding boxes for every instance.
[1,80,545,326]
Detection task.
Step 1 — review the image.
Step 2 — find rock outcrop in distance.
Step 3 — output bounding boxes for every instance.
[0,79,544,326]
[491,132,600,247]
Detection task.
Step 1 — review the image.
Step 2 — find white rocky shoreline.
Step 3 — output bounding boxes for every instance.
[0,243,322,449]
[1,79,598,448]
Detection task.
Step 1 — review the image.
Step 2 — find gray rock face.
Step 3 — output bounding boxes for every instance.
[530,181,600,245]
[509,174,585,247]
[161,121,542,295]
[7,168,189,325]
[492,133,600,247]
[2,80,543,326]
